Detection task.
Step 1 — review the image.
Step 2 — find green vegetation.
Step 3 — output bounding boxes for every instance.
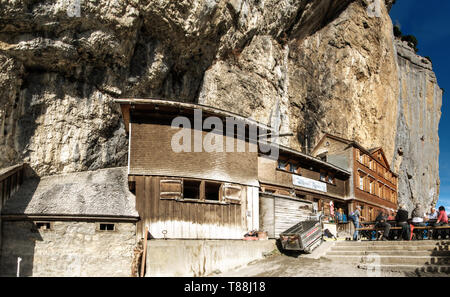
[393,25,419,53]
[393,25,402,38]
[401,35,419,52]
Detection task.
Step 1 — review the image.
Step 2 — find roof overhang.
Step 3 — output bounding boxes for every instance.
[115,98,275,134]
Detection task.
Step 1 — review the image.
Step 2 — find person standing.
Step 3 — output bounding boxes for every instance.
[395,204,410,240]
[351,205,365,241]
[375,210,391,241]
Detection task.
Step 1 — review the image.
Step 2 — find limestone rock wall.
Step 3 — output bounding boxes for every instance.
[0,0,442,207]
[393,40,442,210]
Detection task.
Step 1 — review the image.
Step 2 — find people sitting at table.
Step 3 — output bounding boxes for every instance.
[342,211,347,223]
[434,206,448,226]
[388,210,396,221]
[411,203,427,227]
[395,204,410,240]
[411,203,427,239]
[375,210,391,241]
[427,207,438,220]
[335,208,348,223]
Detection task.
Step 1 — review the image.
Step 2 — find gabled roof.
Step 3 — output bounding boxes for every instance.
[368,147,382,153]
[368,147,390,168]
[312,133,397,177]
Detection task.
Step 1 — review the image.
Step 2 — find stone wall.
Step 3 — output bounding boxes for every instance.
[146,239,276,277]
[0,221,136,277]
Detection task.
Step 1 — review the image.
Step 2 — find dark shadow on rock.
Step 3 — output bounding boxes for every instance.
[0,165,41,277]
[1,165,40,216]
[0,221,43,277]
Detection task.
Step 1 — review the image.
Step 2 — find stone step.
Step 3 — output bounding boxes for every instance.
[325,255,450,266]
[335,240,449,247]
[330,245,448,252]
[326,250,450,257]
[357,264,450,274]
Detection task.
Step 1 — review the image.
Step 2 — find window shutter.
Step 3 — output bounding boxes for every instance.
[222,183,242,204]
[160,178,182,200]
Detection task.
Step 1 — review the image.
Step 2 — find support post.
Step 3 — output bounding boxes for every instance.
[140,226,149,277]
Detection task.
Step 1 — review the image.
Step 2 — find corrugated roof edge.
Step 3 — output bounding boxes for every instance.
[115,98,275,131]
[277,144,351,176]
[0,163,24,180]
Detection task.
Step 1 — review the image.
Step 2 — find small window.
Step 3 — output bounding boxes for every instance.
[128,180,136,194]
[36,222,51,230]
[160,179,182,200]
[289,163,299,174]
[99,223,115,231]
[327,174,334,185]
[183,179,201,200]
[320,171,327,182]
[223,183,242,204]
[277,159,288,170]
[359,174,364,190]
[263,188,276,194]
[205,182,221,201]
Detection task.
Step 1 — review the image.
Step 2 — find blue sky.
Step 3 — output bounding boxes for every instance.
[389,1,450,211]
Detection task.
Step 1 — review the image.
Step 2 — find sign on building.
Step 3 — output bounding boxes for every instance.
[292,175,327,193]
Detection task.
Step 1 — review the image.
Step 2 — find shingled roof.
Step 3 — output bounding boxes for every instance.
[1,167,138,220]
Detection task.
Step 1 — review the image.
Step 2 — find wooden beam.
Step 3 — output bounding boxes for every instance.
[140,226,149,277]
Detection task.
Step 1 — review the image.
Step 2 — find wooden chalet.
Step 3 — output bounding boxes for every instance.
[116,99,355,240]
[311,133,399,221]
[116,98,271,239]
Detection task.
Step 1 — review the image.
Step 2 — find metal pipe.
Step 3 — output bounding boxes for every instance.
[17,257,22,277]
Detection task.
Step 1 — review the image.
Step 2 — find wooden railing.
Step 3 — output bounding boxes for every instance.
[0,163,25,207]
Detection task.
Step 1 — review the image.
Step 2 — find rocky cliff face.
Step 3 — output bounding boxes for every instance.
[393,40,442,210]
[0,0,441,207]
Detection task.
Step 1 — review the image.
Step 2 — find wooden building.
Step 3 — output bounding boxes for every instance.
[258,146,351,238]
[0,163,25,255]
[311,133,398,221]
[116,99,270,240]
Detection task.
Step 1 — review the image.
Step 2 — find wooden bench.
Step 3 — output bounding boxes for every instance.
[355,225,450,241]
[355,227,402,241]
[410,226,450,240]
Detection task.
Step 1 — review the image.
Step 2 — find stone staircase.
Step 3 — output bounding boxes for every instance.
[323,240,450,275]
